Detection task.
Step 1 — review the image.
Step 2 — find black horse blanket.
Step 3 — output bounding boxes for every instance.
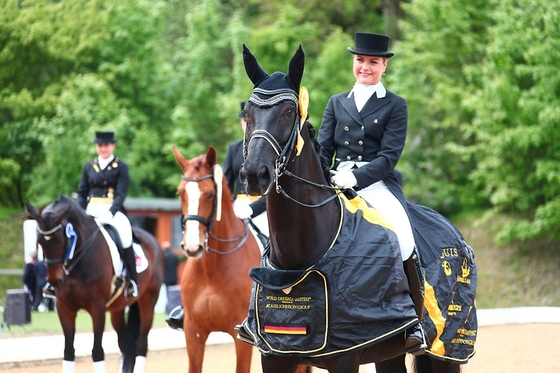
[242,194,418,357]
[408,202,478,363]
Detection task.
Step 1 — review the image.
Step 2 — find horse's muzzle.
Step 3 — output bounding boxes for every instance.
[240,162,271,196]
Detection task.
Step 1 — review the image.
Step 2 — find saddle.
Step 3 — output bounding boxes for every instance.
[102,224,125,255]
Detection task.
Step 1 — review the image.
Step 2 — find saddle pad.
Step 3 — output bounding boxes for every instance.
[98,224,148,275]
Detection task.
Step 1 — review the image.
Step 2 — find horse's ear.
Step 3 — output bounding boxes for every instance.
[243,44,269,87]
[172,145,189,172]
[26,202,41,222]
[287,45,305,90]
[206,146,217,167]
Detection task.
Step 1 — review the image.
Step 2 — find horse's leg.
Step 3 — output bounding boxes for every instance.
[375,355,407,373]
[111,309,126,371]
[261,355,301,373]
[135,296,158,373]
[321,354,360,373]
[57,303,78,373]
[184,323,209,373]
[427,356,462,373]
[232,336,253,373]
[90,304,107,373]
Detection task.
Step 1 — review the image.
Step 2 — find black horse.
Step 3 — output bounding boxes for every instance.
[27,195,164,373]
[237,45,477,373]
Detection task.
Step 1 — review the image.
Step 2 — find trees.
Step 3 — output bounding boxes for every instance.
[1,0,177,205]
[388,0,492,213]
[465,0,560,242]
[2,0,559,244]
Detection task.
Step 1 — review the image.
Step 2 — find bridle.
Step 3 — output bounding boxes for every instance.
[180,173,249,255]
[37,214,100,275]
[244,88,341,208]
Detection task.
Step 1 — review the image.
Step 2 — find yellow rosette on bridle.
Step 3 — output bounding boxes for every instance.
[296,86,309,156]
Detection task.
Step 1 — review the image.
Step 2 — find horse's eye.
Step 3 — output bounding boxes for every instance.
[287,109,295,117]
[207,192,215,200]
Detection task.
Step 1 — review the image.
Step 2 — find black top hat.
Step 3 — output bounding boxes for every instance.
[237,102,247,118]
[347,33,394,58]
[93,131,117,144]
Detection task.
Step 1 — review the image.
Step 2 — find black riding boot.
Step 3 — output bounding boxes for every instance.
[124,246,139,298]
[43,282,56,298]
[165,305,185,330]
[404,247,428,355]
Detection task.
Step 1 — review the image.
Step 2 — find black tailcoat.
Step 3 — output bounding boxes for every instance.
[318,88,408,208]
[76,157,130,215]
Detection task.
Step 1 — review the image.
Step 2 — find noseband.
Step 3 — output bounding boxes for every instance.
[181,173,249,255]
[37,216,100,275]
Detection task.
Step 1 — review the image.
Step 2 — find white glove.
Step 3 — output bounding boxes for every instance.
[331,170,358,189]
[234,203,253,219]
[97,211,114,224]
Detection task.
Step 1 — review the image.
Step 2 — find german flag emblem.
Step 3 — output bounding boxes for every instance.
[264,325,307,335]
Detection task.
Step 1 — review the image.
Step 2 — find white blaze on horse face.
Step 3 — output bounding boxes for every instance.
[184,181,202,252]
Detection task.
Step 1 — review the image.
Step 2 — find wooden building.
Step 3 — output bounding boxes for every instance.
[124,197,186,285]
[124,197,182,248]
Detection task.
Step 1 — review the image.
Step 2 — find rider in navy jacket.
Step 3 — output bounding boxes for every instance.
[318,32,427,355]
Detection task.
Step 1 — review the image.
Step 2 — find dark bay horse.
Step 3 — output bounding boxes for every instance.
[172,145,262,373]
[237,45,476,373]
[26,195,164,373]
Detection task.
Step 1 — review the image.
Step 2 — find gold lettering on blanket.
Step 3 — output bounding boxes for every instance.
[456,328,477,337]
[265,295,313,310]
[440,247,458,259]
[451,338,475,346]
[447,303,463,316]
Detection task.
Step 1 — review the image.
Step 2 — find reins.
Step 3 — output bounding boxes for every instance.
[62,227,100,275]
[279,169,342,208]
[38,218,101,275]
[181,173,249,255]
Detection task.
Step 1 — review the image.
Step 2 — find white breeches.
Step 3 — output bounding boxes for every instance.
[357,180,415,260]
[86,203,133,248]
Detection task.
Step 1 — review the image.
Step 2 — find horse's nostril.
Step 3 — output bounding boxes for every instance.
[257,166,271,187]
[239,167,248,184]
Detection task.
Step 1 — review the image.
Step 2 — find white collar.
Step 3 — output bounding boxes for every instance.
[98,155,115,170]
[347,82,387,99]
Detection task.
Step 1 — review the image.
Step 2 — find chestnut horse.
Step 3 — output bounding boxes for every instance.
[26,195,164,373]
[237,45,477,373]
[172,145,261,373]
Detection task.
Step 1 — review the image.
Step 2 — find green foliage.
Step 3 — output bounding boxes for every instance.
[168,0,250,164]
[389,0,492,214]
[465,0,560,241]
[0,207,26,304]
[305,29,356,127]
[2,0,560,245]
